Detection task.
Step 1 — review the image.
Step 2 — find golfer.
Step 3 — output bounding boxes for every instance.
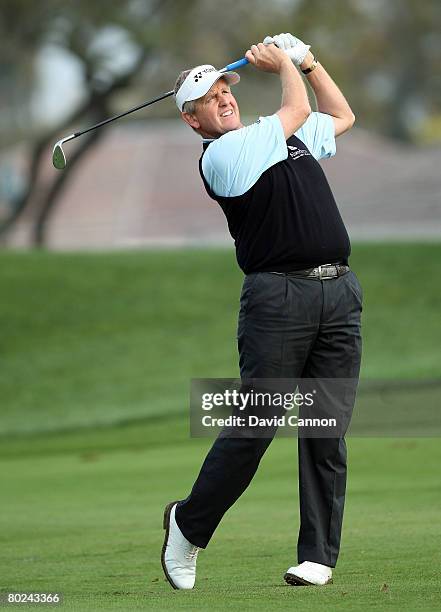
[161,33,362,589]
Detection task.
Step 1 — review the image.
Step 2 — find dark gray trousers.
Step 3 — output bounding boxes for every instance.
[175,270,362,567]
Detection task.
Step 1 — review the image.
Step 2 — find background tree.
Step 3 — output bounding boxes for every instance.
[0,0,190,245]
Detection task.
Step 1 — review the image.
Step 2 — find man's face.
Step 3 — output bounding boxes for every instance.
[183,78,242,138]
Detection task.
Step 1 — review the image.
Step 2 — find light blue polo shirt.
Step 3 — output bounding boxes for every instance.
[201,112,336,198]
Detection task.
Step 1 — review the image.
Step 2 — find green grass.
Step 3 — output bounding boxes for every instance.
[1,424,440,610]
[1,244,441,610]
[1,244,441,435]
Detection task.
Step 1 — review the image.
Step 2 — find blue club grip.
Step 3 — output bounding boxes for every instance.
[220,57,249,72]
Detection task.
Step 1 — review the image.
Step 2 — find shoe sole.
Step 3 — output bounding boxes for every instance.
[284,572,333,587]
[161,500,181,590]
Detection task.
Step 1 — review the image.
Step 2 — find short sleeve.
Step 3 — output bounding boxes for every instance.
[295,112,336,160]
[201,114,288,198]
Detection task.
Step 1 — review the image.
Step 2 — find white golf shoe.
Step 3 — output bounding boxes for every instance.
[161,501,200,589]
[284,561,333,586]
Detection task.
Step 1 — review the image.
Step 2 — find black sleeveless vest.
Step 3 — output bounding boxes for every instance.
[199,133,350,274]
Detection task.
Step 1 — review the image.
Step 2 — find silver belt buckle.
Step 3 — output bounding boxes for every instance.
[319,264,337,280]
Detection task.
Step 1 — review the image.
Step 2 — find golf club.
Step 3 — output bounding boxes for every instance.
[52,57,249,170]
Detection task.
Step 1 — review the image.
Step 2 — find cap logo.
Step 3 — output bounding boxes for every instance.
[193,67,216,82]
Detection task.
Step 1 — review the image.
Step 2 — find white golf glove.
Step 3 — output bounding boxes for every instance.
[263,32,310,66]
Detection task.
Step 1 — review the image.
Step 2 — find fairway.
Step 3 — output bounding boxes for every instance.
[1,244,441,610]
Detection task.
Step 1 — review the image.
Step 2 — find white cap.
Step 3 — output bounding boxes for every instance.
[175,64,240,112]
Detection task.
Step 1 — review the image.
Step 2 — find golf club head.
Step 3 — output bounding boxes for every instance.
[52,141,67,170]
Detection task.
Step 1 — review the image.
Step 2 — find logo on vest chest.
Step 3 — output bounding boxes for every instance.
[287,145,311,161]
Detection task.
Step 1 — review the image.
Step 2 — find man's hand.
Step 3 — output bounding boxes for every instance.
[245,42,311,139]
[263,33,310,66]
[245,43,292,74]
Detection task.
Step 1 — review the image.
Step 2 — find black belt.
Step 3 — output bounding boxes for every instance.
[270,263,350,280]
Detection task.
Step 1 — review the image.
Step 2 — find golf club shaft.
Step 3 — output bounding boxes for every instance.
[71,57,249,140]
[72,90,174,139]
